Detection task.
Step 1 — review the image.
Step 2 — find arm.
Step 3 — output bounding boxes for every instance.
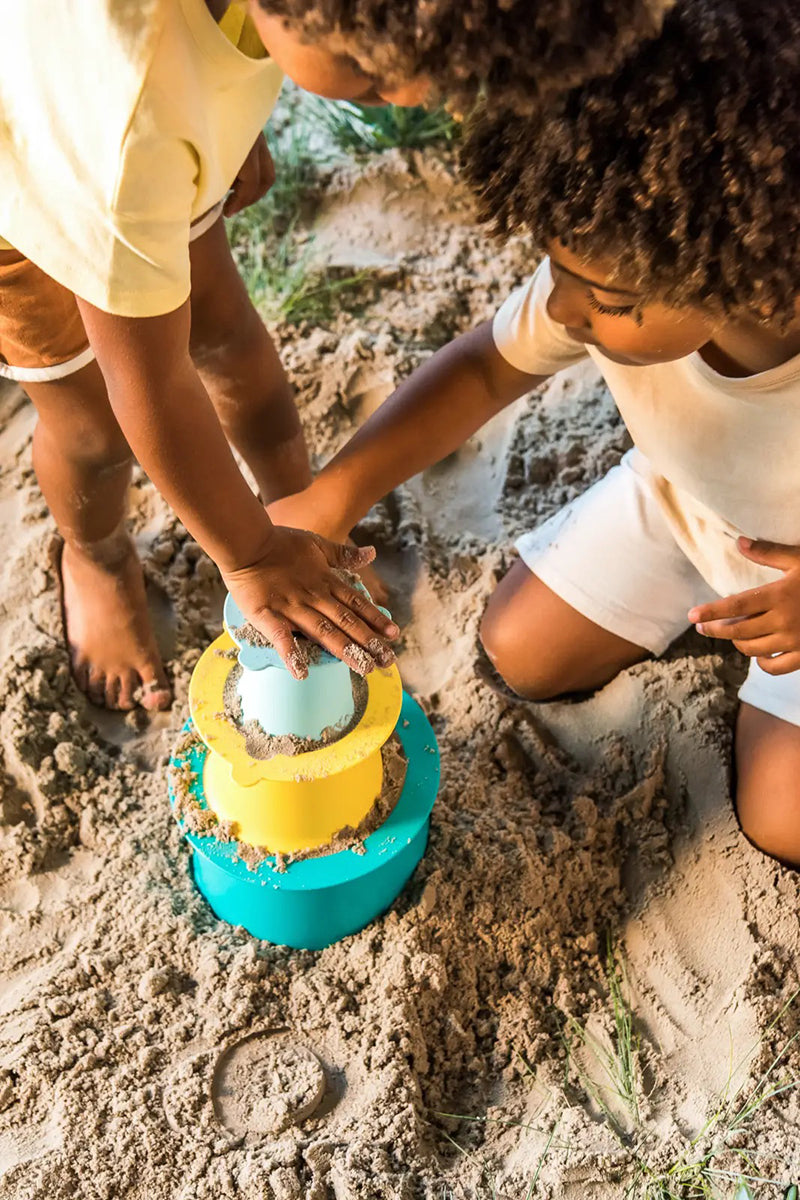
[269,321,548,540]
[76,296,397,674]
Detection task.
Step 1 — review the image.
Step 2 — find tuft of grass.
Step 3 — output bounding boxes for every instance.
[562,949,800,1200]
[231,217,371,324]
[563,938,642,1137]
[227,123,369,325]
[309,99,460,154]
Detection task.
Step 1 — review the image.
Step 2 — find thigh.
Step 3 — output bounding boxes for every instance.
[480,559,648,699]
[735,701,800,866]
[26,361,129,464]
[188,211,259,356]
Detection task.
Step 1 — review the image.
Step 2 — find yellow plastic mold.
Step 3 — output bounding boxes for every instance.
[188,633,402,854]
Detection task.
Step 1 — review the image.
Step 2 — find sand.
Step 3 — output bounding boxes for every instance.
[1,102,799,1198]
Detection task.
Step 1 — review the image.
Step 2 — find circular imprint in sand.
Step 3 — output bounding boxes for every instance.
[212,1033,326,1136]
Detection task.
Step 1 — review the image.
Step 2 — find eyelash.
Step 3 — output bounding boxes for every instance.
[587,292,635,318]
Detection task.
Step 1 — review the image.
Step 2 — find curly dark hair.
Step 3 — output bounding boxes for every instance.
[258,0,671,114]
[462,0,800,321]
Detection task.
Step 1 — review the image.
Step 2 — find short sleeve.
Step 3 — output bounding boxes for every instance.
[492,258,589,376]
[102,129,198,317]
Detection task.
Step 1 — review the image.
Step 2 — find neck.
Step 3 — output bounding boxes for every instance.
[702,312,800,378]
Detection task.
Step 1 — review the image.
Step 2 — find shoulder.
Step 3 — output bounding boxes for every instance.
[492,259,589,376]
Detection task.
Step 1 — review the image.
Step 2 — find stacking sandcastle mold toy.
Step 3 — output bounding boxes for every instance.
[168,592,439,950]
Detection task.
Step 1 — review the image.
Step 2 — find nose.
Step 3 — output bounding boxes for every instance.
[546,276,589,330]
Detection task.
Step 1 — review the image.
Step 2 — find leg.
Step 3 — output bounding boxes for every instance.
[735,703,800,865]
[27,362,170,711]
[480,560,648,700]
[188,215,312,505]
[187,215,389,603]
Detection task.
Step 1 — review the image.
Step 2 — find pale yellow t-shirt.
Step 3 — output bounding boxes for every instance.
[0,0,283,316]
[493,258,800,598]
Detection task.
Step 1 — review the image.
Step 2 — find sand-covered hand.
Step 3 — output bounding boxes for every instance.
[221,524,399,678]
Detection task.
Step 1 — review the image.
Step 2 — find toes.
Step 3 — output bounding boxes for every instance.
[87,667,107,708]
[117,670,138,711]
[138,669,172,712]
[104,674,122,710]
[73,656,90,697]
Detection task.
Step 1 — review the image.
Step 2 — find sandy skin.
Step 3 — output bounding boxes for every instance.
[60,538,171,712]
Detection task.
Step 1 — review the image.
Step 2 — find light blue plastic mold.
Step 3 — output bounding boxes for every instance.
[223,593,355,741]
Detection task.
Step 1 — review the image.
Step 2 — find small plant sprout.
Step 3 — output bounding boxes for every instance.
[563,939,643,1139]
[309,99,460,155]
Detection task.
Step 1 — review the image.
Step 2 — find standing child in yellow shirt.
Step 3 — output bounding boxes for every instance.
[0,0,667,710]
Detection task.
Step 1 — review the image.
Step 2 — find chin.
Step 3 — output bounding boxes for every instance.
[595,346,645,366]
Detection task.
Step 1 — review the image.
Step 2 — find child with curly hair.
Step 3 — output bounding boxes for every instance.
[0,0,664,712]
[268,0,800,866]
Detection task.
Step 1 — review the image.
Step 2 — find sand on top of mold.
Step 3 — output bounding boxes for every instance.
[0,90,798,1200]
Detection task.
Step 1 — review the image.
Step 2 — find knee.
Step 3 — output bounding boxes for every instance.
[735,785,800,868]
[189,297,263,366]
[34,410,131,472]
[479,601,562,702]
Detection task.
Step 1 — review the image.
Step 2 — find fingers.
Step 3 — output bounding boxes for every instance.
[696,612,776,641]
[289,591,400,674]
[755,650,800,676]
[688,585,770,626]
[317,589,397,665]
[329,579,399,642]
[316,534,377,572]
[738,536,800,572]
[248,609,309,680]
[732,633,789,658]
[223,134,269,217]
[259,136,276,195]
[290,608,380,675]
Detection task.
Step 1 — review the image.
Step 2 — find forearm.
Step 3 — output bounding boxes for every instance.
[304,322,545,537]
[77,297,273,572]
[110,360,273,571]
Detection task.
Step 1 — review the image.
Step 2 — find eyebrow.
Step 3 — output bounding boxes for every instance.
[550,257,639,298]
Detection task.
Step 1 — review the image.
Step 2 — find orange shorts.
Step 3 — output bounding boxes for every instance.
[0,201,224,384]
[0,248,93,383]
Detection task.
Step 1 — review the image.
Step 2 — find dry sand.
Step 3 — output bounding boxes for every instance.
[1,119,799,1198]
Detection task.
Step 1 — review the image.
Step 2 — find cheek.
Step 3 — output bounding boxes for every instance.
[595,317,708,364]
[249,11,373,99]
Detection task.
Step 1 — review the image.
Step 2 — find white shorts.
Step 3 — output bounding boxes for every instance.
[516,450,800,726]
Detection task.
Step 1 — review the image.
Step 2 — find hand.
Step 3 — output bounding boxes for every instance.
[223,132,275,217]
[221,524,398,678]
[687,537,800,674]
[269,489,391,607]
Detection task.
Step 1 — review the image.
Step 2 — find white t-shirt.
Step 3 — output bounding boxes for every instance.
[0,0,283,317]
[493,258,800,597]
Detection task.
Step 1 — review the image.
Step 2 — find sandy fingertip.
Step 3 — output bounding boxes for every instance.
[343,642,377,676]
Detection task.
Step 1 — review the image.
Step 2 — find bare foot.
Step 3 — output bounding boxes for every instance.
[59,537,171,711]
